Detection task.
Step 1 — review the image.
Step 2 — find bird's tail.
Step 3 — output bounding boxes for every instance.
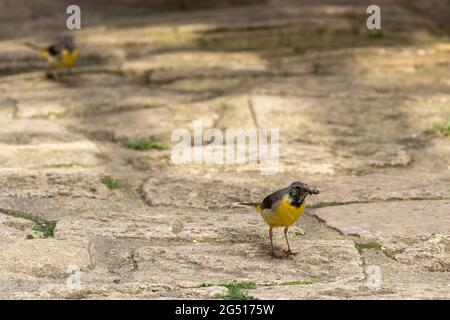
[23,42,41,50]
[238,202,260,207]
[23,42,49,57]
[234,202,263,213]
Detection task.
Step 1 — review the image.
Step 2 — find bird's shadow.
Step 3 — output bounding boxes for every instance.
[255,241,295,261]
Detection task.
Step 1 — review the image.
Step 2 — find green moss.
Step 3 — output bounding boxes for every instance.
[216,282,257,300]
[355,241,382,252]
[122,138,166,151]
[101,176,119,190]
[280,280,313,286]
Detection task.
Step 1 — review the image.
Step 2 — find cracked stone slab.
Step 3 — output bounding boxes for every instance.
[123,51,267,74]
[0,169,109,200]
[247,281,368,300]
[140,171,450,210]
[382,234,450,272]
[0,119,81,144]
[56,206,269,241]
[247,279,450,300]
[140,173,315,209]
[15,100,69,119]
[0,212,34,243]
[75,102,219,141]
[248,93,416,172]
[0,98,16,119]
[0,0,448,301]
[148,67,269,84]
[358,246,450,299]
[0,239,91,279]
[308,171,450,204]
[0,271,57,299]
[141,175,265,209]
[0,141,102,168]
[0,197,115,222]
[130,240,363,286]
[10,281,230,299]
[1,77,193,119]
[312,200,450,239]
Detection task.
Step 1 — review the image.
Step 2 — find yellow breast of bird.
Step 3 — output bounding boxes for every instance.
[260,196,305,228]
[49,49,79,68]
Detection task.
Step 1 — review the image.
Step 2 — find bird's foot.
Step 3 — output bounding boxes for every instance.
[283,250,297,256]
[270,252,283,259]
[45,71,60,81]
[45,71,55,79]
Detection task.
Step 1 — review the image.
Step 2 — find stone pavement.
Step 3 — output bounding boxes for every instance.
[0,0,449,299]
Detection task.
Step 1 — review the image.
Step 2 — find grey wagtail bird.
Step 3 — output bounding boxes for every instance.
[240,181,319,257]
[24,36,79,77]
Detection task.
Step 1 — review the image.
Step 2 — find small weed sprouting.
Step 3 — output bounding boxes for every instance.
[33,221,57,238]
[101,176,119,190]
[427,118,450,137]
[0,208,56,238]
[216,282,257,300]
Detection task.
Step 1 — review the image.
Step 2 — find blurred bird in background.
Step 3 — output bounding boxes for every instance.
[24,35,79,79]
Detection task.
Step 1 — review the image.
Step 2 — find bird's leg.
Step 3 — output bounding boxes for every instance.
[53,70,61,81]
[269,227,275,257]
[45,66,53,79]
[46,67,59,81]
[283,227,297,256]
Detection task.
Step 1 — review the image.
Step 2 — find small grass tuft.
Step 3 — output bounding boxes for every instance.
[355,241,382,252]
[216,282,257,300]
[33,221,57,238]
[0,208,56,238]
[199,283,213,288]
[101,176,119,190]
[122,138,166,151]
[427,118,450,137]
[280,280,313,286]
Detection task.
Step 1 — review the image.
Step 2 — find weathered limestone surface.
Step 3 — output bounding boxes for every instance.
[0,239,91,279]
[312,200,450,239]
[0,0,449,299]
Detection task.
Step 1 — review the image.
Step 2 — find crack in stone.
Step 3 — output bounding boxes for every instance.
[306,211,361,239]
[311,197,450,210]
[248,96,259,129]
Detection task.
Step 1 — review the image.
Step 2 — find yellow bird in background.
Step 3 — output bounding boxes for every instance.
[240,181,319,257]
[25,35,79,77]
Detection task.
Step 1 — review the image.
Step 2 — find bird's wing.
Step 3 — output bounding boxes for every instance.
[261,187,288,210]
[47,43,63,57]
